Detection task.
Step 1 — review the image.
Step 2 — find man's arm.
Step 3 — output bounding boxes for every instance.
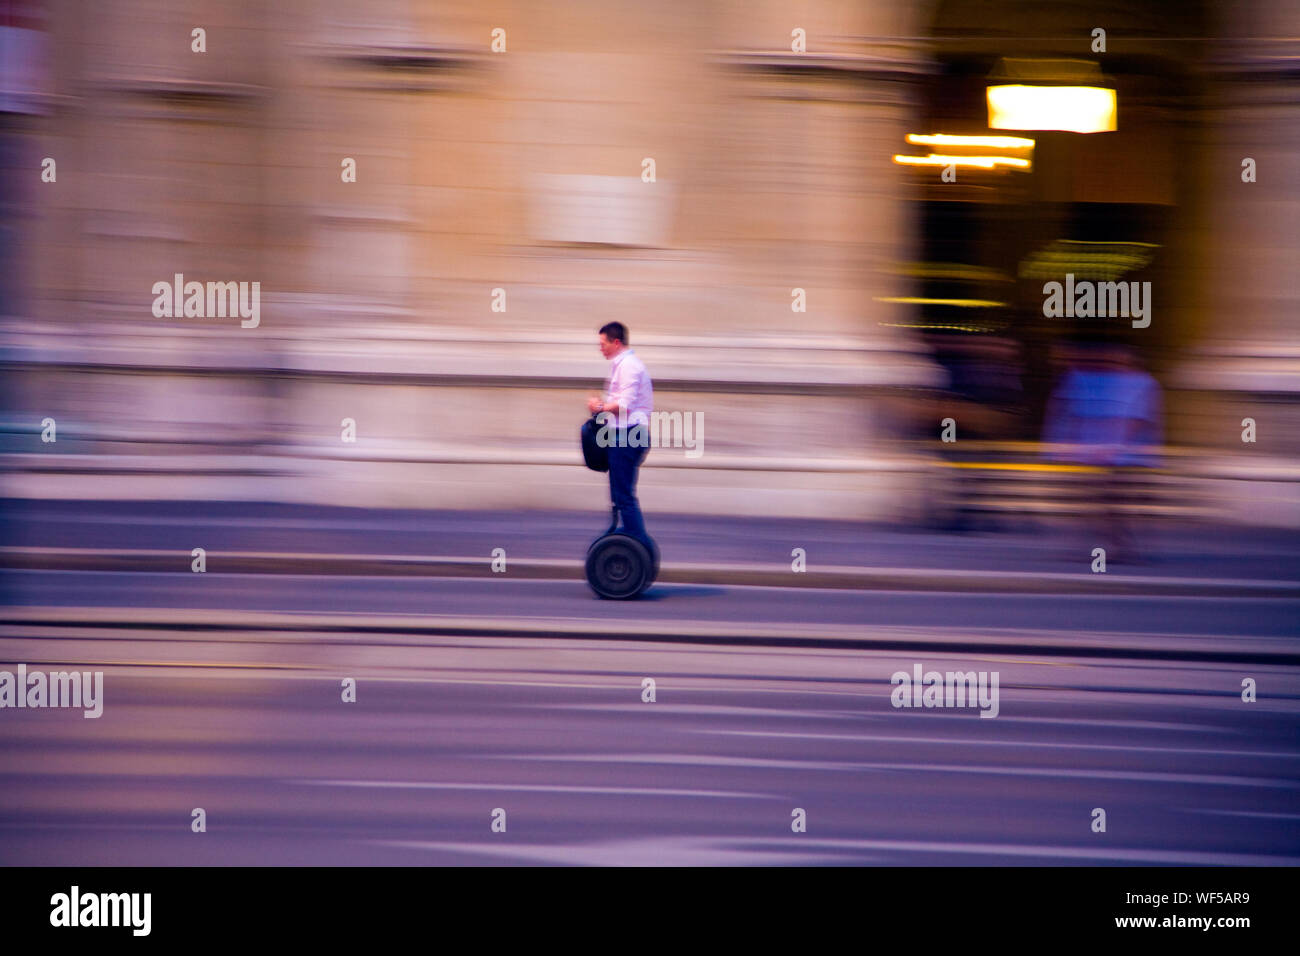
[587,392,625,415]
[595,362,632,415]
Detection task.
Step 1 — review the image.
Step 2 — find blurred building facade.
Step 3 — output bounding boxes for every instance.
[3,0,1298,523]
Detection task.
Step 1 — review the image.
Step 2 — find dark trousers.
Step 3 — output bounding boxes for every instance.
[607,429,648,541]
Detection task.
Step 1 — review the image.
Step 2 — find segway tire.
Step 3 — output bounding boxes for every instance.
[644,535,660,585]
[585,533,653,600]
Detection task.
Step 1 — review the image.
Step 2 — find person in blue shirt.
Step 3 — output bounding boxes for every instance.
[1042,342,1163,559]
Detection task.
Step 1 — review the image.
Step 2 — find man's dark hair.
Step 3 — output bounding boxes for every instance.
[599,322,628,345]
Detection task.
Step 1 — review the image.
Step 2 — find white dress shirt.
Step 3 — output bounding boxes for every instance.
[604,348,654,429]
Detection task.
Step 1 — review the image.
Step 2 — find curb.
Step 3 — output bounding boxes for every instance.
[0,547,1296,597]
[4,606,1297,664]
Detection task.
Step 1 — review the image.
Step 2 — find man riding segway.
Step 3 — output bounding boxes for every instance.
[581,323,660,599]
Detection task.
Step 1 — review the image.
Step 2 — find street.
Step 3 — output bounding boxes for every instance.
[2,502,1297,865]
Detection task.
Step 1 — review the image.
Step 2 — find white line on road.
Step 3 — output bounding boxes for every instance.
[288,779,774,799]
[365,835,1300,867]
[484,753,1300,788]
[690,729,1300,759]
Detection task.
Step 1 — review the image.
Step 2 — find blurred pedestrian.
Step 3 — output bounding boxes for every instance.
[928,333,1026,532]
[1042,343,1163,560]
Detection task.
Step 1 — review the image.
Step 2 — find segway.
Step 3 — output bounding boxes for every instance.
[580,414,659,599]
[585,506,659,600]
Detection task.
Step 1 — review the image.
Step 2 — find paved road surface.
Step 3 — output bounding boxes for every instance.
[3,572,1297,865]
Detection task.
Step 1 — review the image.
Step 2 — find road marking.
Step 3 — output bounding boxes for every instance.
[690,729,1300,759]
[288,779,773,799]
[487,753,1300,788]
[366,835,1300,867]
[1179,808,1300,820]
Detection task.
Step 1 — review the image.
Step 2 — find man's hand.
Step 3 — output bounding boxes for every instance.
[587,395,603,414]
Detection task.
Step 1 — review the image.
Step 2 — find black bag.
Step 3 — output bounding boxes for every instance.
[580,414,609,472]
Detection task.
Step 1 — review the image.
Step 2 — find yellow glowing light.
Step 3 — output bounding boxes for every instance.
[945,462,1108,473]
[906,134,1035,150]
[987,85,1117,133]
[880,323,1007,332]
[892,153,1031,170]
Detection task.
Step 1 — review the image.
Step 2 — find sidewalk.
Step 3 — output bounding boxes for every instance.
[2,500,1297,596]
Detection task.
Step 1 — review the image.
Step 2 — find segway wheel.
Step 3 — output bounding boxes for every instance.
[645,535,660,585]
[585,533,653,600]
